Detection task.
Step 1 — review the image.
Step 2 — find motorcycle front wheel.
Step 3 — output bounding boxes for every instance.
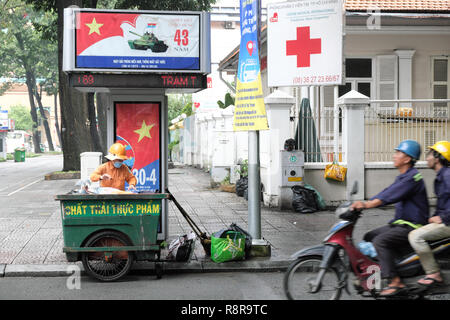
[284,255,343,300]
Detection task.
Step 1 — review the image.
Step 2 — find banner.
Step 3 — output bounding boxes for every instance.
[115,103,160,192]
[267,0,343,87]
[232,0,269,131]
[75,11,200,70]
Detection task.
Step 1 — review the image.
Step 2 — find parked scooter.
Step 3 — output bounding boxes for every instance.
[283,182,450,300]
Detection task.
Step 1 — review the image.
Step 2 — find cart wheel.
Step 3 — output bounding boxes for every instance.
[81,230,134,282]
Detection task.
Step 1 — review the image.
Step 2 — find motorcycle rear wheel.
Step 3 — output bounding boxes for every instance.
[284,255,343,300]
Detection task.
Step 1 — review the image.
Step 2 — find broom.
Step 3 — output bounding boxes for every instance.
[167,190,211,256]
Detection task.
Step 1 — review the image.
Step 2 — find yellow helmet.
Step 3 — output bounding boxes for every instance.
[106,143,128,160]
[429,141,450,162]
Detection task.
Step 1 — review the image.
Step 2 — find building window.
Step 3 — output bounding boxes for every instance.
[432,57,449,117]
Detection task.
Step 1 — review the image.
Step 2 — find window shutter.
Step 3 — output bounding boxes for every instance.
[376,55,398,110]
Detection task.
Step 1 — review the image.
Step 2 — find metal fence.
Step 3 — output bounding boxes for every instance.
[294,97,449,163]
[365,100,450,162]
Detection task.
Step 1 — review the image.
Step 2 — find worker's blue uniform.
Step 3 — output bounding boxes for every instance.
[364,167,430,279]
[433,166,450,226]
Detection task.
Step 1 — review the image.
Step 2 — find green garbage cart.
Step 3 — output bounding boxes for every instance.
[14,147,25,162]
[55,193,169,281]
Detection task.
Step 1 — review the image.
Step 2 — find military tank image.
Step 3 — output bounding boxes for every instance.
[128,31,168,53]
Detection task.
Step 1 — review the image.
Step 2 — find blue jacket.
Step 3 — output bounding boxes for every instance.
[371,167,429,226]
[434,166,450,226]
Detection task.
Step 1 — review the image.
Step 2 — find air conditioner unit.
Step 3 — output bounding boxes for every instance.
[224,21,235,29]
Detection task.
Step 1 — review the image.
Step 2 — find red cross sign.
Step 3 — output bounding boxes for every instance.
[286,26,321,68]
[267,0,343,87]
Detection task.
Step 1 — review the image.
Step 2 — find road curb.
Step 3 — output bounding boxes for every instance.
[1,259,292,278]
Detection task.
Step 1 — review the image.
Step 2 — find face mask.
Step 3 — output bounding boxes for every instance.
[113,161,123,168]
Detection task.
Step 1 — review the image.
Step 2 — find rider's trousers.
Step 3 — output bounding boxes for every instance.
[364,224,414,279]
[408,222,450,274]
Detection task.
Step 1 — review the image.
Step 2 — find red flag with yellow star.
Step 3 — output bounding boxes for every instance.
[115,103,160,192]
[76,12,140,55]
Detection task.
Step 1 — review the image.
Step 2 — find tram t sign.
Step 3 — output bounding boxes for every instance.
[267,0,343,87]
[63,8,211,73]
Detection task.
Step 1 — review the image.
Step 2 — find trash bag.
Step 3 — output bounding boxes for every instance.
[304,183,327,210]
[167,232,197,262]
[235,176,248,197]
[211,230,245,263]
[291,185,318,213]
[229,223,252,258]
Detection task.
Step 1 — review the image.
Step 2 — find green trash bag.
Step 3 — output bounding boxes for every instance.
[211,230,245,263]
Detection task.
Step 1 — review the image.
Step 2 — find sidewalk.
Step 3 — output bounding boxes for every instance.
[0,164,396,277]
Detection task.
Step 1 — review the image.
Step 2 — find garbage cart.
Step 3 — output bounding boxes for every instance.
[55,193,169,281]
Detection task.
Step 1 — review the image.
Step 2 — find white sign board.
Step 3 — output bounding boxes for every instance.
[63,8,211,74]
[267,0,343,87]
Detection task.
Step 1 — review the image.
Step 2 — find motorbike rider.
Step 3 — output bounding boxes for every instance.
[90,142,137,191]
[408,141,450,290]
[351,140,429,297]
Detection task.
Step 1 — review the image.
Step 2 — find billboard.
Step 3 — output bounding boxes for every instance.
[267,0,344,87]
[232,0,269,131]
[63,8,211,73]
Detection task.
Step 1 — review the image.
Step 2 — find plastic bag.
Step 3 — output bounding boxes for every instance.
[358,241,377,258]
[229,223,252,258]
[324,161,347,182]
[235,176,248,197]
[304,184,327,210]
[211,230,245,263]
[167,232,197,262]
[291,185,318,213]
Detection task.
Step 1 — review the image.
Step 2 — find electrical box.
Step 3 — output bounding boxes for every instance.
[280,150,305,187]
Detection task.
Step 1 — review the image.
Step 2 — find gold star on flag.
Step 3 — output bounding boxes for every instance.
[86,18,103,35]
[134,120,155,142]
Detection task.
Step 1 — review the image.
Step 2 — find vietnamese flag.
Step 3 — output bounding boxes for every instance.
[115,103,160,192]
[76,12,139,55]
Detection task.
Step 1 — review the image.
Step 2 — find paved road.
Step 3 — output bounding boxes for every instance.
[0,155,73,264]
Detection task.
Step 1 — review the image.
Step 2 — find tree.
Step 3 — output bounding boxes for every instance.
[8,105,34,131]
[27,0,216,170]
[0,0,57,153]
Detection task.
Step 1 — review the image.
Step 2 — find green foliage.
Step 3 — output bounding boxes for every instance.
[8,105,34,130]
[217,92,235,109]
[168,93,192,123]
[114,0,216,11]
[236,159,248,178]
[168,139,179,151]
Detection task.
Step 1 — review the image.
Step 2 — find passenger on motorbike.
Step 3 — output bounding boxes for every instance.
[408,141,450,290]
[351,140,429,297]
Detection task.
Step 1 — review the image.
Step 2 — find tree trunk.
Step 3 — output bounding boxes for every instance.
[14,31,41,154]
[34,83,55,151]
[87,92,102,151]
[58,0,91,171]
[53,93,62,148]
[24,73,41,154]
[96,92,108,155]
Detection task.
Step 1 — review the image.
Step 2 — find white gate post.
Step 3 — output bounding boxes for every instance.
[338,90,369,200]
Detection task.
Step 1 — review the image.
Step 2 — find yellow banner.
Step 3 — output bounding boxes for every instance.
[233,73,269,131]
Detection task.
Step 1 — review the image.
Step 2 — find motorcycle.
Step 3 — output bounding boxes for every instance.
[283,182,450,300]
